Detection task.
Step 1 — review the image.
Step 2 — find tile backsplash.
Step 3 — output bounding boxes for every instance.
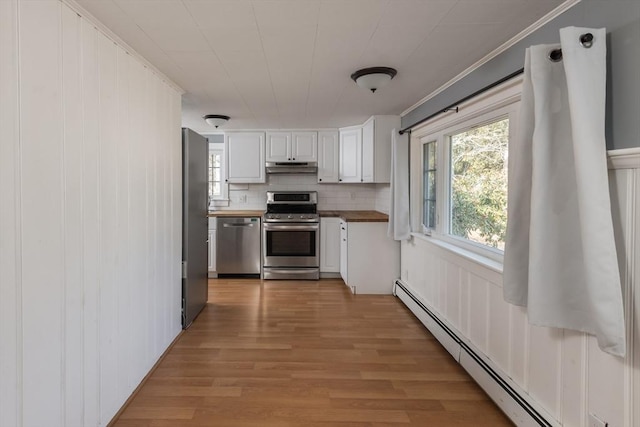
[216,174,391,212]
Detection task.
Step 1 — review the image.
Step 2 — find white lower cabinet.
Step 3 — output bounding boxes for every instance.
[339,220,399,294]
[320,217,341,273]
[340,220,348,286]
[208,217,217,278]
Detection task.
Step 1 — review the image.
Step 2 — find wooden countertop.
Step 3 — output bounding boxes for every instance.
[208,210,388,222]
[208,210,264,218]
[319,210,389,222]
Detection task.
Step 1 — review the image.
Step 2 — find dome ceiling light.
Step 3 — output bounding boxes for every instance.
[203,114,230,128]
[350,67,397,93]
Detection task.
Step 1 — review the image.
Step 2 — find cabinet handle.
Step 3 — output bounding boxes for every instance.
[292,158,295,160]
[339,179,342,182]
[288,158,291,160]
[319,178,322,182]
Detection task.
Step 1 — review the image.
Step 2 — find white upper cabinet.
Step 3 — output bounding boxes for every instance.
[339,127,362,183]
[266,131,317,162]
[291,132,317,162]
[362,118,375,182]
[361,115,400,183]
[339,115,400,184]
[265,132,291,162]
[317,131,339,183]
[225,132,265,183]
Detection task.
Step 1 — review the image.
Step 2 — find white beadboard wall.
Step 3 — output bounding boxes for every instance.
[399,149,639,427]
[0,1,183,426]
[220,174,391,212]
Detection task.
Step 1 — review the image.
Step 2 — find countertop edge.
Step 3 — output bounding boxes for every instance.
[208,210,389,222]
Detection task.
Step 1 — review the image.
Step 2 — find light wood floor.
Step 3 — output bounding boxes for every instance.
[113,278,513,426]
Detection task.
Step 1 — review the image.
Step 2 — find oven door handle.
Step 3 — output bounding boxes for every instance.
[263,223,319,231]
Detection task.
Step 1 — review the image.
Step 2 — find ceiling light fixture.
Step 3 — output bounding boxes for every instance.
[350,67,397,93]
[203,114,230,128]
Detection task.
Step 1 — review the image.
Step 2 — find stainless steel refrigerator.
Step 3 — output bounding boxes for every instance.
[182,128,208,328]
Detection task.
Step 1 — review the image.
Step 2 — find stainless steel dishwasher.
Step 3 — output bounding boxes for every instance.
[216,217,261,276]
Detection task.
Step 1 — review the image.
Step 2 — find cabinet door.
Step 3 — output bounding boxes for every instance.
[320,218,341,273]
[225,132,265,183]
[317,131,339,183]
[208,229,216,272]
[339,128,362,183]
[291,132,317,162]
[361,119,374,183]
[266,132,291,162]
[339,221,348,283]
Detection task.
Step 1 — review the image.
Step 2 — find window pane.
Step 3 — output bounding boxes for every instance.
[212,183,221,197]
[428,143,436,169]
[427,171,436,200]
[422,141,437,229]
[427,201,436,229]
[213,168,221,181]
[450,118,508,249]
[212,153,221,167]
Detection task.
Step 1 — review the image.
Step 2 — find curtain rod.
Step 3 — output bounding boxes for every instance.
[399,68,525,135]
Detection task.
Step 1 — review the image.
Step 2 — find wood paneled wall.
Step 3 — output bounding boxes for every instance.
[400,151,639,427]
[0,1,183,426]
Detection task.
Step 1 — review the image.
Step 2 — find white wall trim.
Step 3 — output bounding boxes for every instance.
[608,148,640,170]
[60,0,184,95]
[401,0,580,117]
[395,280,559,427]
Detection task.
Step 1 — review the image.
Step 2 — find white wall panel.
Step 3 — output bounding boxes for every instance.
[488,284,509,373]
[468,273,488,353]
[19,1,65,424]
[560,331,586,427]
[400,151,639,427]
[527,325,562,418]
[0,2,183,426]
[445,261,461,329]
[80,18,101,426]
[97,30,119,423]
[115,45,132,404]
[0,1,21,426]
[61,6,84,426]
[508,305,528,387]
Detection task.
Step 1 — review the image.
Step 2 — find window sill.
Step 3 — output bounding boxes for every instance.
[410,232,504,274]
[209,199,230,209]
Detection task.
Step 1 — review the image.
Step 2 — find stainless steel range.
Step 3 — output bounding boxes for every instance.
[263,191,319,280]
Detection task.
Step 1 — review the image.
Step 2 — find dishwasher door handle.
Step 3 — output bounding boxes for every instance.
[222,223,255,228]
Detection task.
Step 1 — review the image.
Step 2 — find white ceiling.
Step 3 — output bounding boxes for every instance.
[76,0,566,133]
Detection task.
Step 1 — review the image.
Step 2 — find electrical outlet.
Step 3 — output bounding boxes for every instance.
[238,194,247,203]
[588,413,607,427]
[350,192,356,200]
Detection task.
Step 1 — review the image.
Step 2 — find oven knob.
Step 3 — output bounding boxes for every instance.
[275,215,280,219]
[300,215,306,219]
[288,215,293,219]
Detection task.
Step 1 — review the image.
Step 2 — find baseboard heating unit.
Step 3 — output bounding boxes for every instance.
[393,279,557,427]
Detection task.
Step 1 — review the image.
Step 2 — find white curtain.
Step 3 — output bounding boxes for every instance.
[388,129,411,241]
[503,27,626,356]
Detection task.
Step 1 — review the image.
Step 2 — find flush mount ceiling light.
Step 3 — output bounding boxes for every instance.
[350,67,397,93]
[203,114,230,128]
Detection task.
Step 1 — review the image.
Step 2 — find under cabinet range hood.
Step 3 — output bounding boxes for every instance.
[266,161,318,174]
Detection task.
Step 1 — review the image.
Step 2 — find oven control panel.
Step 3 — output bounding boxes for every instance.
[263,213,319,223]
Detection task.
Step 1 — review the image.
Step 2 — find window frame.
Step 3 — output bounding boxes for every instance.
[411,78,522,263]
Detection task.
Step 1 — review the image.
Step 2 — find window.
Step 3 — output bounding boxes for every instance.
[208,141,228,207]
[449,118,508,250]
[208,149,222,200]
[422,141,437,231]
[412,81,520,260]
